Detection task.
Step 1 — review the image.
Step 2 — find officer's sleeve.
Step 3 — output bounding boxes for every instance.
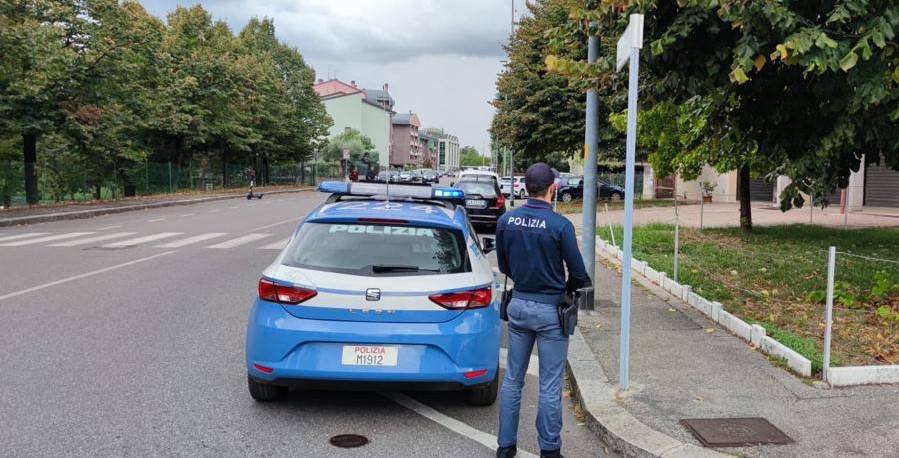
[495,217,510,275]
[560,221,588,292]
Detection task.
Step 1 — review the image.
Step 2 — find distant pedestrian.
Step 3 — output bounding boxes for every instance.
[350,167,359,182]
[495,163,588,458]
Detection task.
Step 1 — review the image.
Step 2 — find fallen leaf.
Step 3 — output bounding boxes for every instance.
[668,307,677,312]
[759,267,768,272]
[750,344,758,351]
[694,396,704,402]
[761,290,770,296]
[563,389,571,398]
[705,328,716,334]
[730,270,739,276]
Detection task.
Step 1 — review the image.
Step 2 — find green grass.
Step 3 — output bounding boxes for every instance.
[557,198,696,214]
[598,223,899,369]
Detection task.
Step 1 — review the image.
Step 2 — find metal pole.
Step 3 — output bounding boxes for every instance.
[509,148,515,207]
[168,161,173,193]
[842,189,849,229]
[581,31,600,285]
[810,191,814,224]
[674,214,680,282]
[619,45,640,391]
[700,193,704,229]
[605,203,615,246]
[823,246,836,382]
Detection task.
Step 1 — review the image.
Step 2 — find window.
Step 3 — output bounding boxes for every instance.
[284,223,469,276]
[456,181,498,198]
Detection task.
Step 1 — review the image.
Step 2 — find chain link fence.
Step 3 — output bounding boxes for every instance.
[0,159,347,208]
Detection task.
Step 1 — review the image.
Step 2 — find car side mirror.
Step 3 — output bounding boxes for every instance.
[482,237,496,254]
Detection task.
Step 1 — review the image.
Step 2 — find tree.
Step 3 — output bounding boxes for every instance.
[548,0,899,230]
[492,0,622,165]
[460,146,485,166]
[0,0,77,204]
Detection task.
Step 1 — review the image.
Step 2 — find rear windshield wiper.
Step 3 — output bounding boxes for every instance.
[372,264,420,273]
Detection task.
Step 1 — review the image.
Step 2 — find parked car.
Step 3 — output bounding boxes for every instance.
[376,171,402,183]
[453,177,506,230]
[557,176,624,202]
[499,176,528,199]
[398,172,413,182]
[246,181,500,405]
[422,170,439,183]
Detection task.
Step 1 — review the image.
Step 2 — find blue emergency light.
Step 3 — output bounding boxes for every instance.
[317,181,464,200]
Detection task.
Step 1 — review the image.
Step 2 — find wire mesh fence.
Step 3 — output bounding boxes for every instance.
[596,222,899,375]
[0,160,346,208]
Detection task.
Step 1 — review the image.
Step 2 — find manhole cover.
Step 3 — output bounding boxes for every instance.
[680,417,794,447]
[329,434,369,448]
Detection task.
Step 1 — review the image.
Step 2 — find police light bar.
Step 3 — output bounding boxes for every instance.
[318,181,465,200]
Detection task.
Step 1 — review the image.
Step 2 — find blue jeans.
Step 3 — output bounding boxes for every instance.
[498,297,569,452]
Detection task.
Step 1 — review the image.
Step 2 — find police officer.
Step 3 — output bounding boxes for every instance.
[495,163,588,458]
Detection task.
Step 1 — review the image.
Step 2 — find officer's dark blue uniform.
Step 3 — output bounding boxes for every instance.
[495,163,587,458]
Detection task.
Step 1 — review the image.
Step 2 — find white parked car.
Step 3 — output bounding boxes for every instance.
[499,176,528,199]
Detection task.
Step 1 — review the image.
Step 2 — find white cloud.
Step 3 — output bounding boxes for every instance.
[142,0,516,154]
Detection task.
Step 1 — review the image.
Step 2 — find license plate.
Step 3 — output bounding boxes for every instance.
[341,345,398,366]
[466,199,486,208]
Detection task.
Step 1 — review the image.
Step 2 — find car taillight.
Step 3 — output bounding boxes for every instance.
[429,287,492,310]
[495,194,505,208]
[258,278,317,305]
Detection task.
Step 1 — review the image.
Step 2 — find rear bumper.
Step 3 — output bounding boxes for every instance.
[245,299,501,388]
[467,209,504,225]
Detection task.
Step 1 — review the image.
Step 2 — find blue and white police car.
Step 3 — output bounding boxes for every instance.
[245,181,501,405]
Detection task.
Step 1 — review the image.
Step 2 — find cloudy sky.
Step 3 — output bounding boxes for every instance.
[143,0,524,157]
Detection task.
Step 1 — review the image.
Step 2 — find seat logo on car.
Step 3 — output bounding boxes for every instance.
[366,288,381,301]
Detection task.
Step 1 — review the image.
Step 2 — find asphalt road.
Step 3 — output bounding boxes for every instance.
[0,190,616,457]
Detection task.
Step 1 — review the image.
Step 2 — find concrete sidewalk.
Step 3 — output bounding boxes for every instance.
[569,254,899,457]
[0,185,311,227]
[569,201,899,229]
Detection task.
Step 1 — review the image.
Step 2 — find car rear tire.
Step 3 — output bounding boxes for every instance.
[466,370,499,406]
[610,192,623,201]
[518,190,526,199]
[247,375,288,402]
[560,192,573,202]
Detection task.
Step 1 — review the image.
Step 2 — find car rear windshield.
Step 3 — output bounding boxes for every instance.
[283,223,470,276]
[456,181,497,198]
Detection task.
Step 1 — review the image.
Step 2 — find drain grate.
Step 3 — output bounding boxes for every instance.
[680,417,794,447]
[329,434,369,448]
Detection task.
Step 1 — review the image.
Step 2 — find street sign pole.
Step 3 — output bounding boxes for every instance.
[581,30,599,289]
[616,13,644,392]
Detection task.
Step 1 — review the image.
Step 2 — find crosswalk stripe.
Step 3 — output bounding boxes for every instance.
[206,233,270,249]
[155,232,227,248]
[0,233,49,243]
[258,238,290,250]
[0,232,94,247]
[49,232,138,247]
[102,232,183,248]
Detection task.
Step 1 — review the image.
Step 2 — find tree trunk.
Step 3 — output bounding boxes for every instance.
[23,133,38,205]
[738,165,752,231]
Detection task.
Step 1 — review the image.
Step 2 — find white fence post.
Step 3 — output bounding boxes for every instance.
[673,214,680,281]
[605,203,616,246]
[823,246,836,382]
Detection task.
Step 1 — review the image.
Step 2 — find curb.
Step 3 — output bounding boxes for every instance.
[567,329,729,458]
[0,188,312,227]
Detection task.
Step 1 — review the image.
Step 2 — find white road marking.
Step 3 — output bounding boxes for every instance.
[229,206,239,209]
[49,232,138,247]
[247,217,300,232]
[95,225,122,231]
[386,393,538,458]
[258,238,289,250]
[102,232,183,248]
[0,251,175,302]
[155,232,227,248]
[0,233,49,243]
[206,233,270,249]
[0,232,94,247]
[147,218,166,223]
[180,213,196,217]
[207,209,221,213]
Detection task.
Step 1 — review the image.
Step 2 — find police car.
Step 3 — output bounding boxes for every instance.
[245,181,502,405]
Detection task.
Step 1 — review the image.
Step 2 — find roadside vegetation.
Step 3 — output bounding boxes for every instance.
[555,198,696,215]
[599,224,899,370]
